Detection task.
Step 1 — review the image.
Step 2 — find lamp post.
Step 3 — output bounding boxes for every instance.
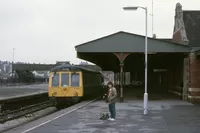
[12,48,15,63]
[12,48,15,79]
[123,6,148,115]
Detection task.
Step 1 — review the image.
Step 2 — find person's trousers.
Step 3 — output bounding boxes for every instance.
[109,102,116,119]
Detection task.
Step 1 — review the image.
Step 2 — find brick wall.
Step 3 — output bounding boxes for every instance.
[173,31,188,45]
[172,30,200,103]
[182,57,189,100]
[188,52,200,103]
[172,31,182,44]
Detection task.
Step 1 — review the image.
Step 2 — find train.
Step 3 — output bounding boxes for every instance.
[48,64,104,108]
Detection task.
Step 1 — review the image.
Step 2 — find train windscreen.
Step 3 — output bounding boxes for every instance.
[61,73,69,87]
[71,73,80,87]
[52,73,59,87]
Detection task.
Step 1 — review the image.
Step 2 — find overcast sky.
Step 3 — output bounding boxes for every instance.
[0,0,199,64]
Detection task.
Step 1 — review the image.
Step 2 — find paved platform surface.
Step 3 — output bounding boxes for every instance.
[4,100,200,133]
[0,83,48,100]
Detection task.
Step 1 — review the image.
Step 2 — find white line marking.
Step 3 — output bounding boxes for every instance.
[21,99,96,133]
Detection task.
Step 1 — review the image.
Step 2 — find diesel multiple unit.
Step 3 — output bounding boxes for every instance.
[48,64,104,108]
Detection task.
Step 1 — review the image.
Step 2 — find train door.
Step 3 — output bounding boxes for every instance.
[70,72,83,97]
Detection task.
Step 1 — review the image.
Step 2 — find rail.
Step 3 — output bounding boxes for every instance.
[0,91,48,113]
[0,100,52,123]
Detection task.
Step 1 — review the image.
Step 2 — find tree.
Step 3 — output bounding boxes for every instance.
[15,70,35,83]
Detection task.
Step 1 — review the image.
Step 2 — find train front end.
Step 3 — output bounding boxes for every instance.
[48,70,83,108]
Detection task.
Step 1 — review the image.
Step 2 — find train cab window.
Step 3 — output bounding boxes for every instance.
[61,73,69,87]
[71,73,80,87]
[52,74,59,87]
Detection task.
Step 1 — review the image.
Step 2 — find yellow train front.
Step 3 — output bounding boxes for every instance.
[48,64,104,108]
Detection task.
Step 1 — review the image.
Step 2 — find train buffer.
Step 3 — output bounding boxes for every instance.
[3,99,200,133]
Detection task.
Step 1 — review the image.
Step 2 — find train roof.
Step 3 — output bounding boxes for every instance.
[50,64,100,73]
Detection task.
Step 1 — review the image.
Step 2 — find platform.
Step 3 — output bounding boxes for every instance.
[0,83,48,100]
[4,100,200,133]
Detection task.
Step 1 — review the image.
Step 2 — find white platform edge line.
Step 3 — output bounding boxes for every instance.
[21,99,97,133]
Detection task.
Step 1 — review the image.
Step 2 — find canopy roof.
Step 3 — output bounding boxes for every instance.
[75,31,189,53]
[50,64,99,73]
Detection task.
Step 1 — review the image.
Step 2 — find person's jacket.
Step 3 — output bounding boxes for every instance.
[107,87,117,104]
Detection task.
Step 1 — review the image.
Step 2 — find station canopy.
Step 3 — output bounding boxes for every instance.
[75,31,189,71]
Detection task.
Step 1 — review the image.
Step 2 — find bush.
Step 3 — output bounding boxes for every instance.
[15,70,35,83]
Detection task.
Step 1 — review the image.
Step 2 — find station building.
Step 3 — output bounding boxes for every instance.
[75,3,200,103]
[172,3,200,102]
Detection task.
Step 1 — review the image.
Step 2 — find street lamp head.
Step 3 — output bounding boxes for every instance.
[123,6,138,11]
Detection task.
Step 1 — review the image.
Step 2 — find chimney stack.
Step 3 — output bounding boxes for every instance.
[153,34,156,38]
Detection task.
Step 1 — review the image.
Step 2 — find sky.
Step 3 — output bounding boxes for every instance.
[0,0,200,64]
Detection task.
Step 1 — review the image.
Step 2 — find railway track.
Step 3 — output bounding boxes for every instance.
[0,100,52,123]
[0,97,100,133]
[0,97,89,124]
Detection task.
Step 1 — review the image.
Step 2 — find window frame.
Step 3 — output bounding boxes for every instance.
[50,71,81,87]
[51,73,60,87]
[61,72,70,87]
[71,72,81,87]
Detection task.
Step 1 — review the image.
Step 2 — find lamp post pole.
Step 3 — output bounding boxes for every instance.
[12,48,15,63]
[12,48,15,79]
[123,6,148,115]
[144,7,148,115]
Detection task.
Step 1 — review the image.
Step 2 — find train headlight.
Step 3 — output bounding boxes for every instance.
[74,92,78,96]
[52,92,57,96]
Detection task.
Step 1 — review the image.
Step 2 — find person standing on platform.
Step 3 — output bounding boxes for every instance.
[107,81,117,121]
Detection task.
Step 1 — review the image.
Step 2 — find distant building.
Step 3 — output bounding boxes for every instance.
[4,64,12,73]
[0,61,12,74]
[0,64,3,72]
[0,61,13,79]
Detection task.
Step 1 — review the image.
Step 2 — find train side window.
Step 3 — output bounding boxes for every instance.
[61,73,69,87]
[71,73,80,87]
[52,73,59,87]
